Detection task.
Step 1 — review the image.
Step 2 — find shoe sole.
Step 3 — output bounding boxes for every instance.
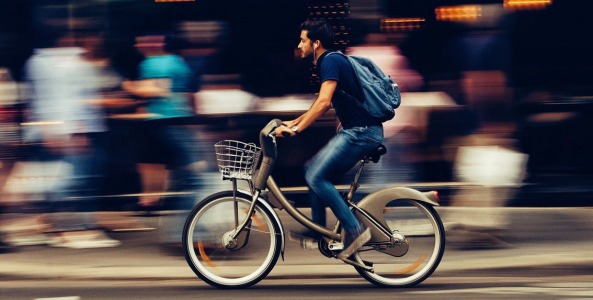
[338,228,371,260]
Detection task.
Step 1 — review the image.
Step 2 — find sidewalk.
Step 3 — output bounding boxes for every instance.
[1,207,593,280]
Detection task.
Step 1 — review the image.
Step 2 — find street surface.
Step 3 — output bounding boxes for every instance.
[1,207,593,299]
[2,275,593,299]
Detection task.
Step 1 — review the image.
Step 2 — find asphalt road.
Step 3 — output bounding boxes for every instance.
[2,275,593,300]
[1,207,593,299]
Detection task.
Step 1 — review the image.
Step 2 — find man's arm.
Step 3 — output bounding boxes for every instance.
[276,80,337,137]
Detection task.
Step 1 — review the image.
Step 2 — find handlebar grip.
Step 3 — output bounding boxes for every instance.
[270,119,283,128]
[260,119,283,138]
[255,119,283,190]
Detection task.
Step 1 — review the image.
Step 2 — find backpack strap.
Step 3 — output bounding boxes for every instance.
[325,52,363,104]
[324,51,371,116]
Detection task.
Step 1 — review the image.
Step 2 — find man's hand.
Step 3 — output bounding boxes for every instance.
[275,121,297,138]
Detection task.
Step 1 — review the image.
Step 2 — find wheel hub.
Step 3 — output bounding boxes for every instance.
[222,230,238,249]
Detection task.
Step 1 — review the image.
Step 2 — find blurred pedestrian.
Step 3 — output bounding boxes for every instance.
[23,29,119,249]
[122,31,202,248]
[0,67,18,252]
[445,134,527,249]
[78,33,153,232]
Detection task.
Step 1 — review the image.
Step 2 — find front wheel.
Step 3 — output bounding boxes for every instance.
[355,199,445,287]
[182,191,283,288]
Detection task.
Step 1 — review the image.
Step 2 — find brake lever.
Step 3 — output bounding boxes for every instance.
[268,132,277,140]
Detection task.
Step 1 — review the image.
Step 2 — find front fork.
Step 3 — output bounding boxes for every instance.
[224,179,261,249]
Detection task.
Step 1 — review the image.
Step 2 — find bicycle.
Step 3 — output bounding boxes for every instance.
[182,119,445,288]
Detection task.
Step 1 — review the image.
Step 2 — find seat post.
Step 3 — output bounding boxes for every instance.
[346,159,367,202]
[345,144,385,202]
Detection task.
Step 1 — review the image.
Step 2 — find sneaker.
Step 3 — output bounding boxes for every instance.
[288,230,319,250]
[338,227,371,260]
[49,230,120,249]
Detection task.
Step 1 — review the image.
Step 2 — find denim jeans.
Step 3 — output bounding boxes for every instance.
[305,125,384,234]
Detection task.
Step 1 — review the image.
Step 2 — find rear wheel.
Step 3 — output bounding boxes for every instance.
[183,192,282,288]
[355,199,445,287]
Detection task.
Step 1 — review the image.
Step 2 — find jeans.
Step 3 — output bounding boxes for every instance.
[305,125,384,234]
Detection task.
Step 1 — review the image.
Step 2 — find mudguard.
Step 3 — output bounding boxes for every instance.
[358,186,439,210]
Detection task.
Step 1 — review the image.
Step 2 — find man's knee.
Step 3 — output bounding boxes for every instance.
[307,169,334,194]
[304,164,319,186]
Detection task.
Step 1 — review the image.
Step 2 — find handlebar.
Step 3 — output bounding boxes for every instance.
[253,119,283,190]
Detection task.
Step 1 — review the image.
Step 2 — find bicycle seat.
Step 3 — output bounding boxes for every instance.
[366,144,387,163]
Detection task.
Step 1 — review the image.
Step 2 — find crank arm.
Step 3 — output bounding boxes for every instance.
[338,256,374,272]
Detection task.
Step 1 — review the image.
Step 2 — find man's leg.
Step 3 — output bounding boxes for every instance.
[305,126,383,257]
[305,130,370,232]
[308,190,327,229]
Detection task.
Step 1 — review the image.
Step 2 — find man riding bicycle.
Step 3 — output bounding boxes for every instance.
[275,19,384,259]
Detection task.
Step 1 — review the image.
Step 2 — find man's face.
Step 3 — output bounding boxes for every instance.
[298,30,314,59]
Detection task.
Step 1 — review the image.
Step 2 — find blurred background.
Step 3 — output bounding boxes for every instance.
[1,0,593,237]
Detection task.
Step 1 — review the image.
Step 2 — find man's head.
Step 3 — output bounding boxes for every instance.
[298,19,335,60]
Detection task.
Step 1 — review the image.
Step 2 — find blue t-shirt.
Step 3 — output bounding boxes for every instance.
[317,51,375,128]
[139,54,195,118]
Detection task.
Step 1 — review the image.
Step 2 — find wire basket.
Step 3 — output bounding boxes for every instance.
[215,140,261,180]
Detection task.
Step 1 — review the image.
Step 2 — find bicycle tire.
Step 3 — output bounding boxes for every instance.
[183,191,283,288]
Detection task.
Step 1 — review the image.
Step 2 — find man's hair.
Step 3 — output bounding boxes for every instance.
[300,19,335,50]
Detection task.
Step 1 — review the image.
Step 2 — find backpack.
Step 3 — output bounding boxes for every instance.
[328,51,401,122]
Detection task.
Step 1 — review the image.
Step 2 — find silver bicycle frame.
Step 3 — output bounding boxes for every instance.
[228,118,440,244]
[266,176,341,241]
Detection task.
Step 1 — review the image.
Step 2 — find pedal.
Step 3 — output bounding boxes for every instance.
[327,241,343,251]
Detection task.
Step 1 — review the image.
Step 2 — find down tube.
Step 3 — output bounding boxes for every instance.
[266,177,340,241]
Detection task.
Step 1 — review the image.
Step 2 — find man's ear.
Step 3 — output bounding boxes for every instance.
[313,40,320,49]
